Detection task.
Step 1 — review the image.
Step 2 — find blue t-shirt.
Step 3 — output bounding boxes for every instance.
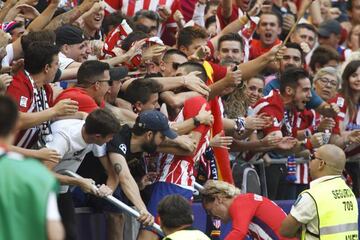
[263,78,323,109]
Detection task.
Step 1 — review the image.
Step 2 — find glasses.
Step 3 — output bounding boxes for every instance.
[310,153,324,162]
[97,79,113,86]
[317,77,338,87]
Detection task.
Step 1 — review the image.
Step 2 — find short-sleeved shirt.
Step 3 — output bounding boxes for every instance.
[328,93,360,157]
[58,52,75,71]
[54,87,99,113]
[158,96,210,189]
[6,70,54,148]
[226,193,295,240]
[290,175,342,240]
[46,119,106,193]
[263,78,323,110]
[107,125,146,180]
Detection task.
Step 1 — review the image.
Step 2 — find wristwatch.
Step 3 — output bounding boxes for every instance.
[193,117,201,127]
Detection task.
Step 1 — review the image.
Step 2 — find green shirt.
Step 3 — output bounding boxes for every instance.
[0,151,58,240]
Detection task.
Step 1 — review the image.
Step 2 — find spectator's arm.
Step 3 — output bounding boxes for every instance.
[60,67,79,80]
[220,0,233,20]
[17,99,79,130]
[108,152,149,212]
[105,103,137,124]
[99,155,119,191]
[45,0,97,30]
[192,2,206,27]
[160,91,200,109]
[0,0,17,22]
[239,44,283,80]
[157,131,202,156]
[26,0,59,31]
[47,219,65,240]
[308,0,322,26]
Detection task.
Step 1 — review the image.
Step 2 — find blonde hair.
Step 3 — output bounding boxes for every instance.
[201,180,240,203]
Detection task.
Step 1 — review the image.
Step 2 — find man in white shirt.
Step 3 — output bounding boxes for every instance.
[46,108,120,240]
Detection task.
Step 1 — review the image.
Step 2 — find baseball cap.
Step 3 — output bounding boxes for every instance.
[110,66,128,81]
[134,110,177,139]
[55,24,85,46]
[318,20,341,38]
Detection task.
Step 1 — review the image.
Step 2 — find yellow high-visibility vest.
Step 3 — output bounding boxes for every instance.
[301,176,358,240]
[163,229,210,240]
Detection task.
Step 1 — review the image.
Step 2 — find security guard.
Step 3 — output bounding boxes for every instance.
[280,144,359,240]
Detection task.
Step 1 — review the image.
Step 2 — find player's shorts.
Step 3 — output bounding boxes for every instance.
[142,181,193,233]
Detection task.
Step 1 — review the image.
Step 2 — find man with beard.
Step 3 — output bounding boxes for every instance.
[106,110,178,227]
[254,67,325,200]
[217,33,243,66]
[263,43,339,118]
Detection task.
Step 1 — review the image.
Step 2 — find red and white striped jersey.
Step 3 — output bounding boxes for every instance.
[103,0,180,32]
[295,109,316,185]
[6,71,54,149]
[158,96,210,190]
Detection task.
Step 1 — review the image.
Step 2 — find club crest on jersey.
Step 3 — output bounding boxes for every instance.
[119,144,127,154]
[212,219,221,229]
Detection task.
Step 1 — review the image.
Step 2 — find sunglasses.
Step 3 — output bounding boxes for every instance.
[97,79,113,86]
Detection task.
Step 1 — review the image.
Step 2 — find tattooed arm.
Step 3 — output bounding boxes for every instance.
[45,0,98,30]
[108,152,150,214]
[27,0,60,31]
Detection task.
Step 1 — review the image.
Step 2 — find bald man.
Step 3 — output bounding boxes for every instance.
[280,144,359,240]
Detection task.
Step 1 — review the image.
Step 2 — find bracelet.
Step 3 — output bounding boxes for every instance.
[304,128,312,138]
[234,117,246,134]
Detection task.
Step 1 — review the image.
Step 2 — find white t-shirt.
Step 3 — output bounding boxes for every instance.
[1,43,14,67]
[58,52,75,71]
[46,119,106,193]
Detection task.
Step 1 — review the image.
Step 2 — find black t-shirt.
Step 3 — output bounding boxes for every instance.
[107,125,146,181]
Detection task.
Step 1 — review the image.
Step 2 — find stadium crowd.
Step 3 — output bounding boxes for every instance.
[0,0,360,239]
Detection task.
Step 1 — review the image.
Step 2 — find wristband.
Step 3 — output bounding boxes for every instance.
[234,117,246,134]
[193,117,201,127]
[304,128,312,138]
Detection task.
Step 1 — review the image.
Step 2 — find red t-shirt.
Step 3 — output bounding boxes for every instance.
[6,71,54,148]
[227,193,295,240]
[249,39,281,60]
[54,87,99,113]
[7,70,53,112]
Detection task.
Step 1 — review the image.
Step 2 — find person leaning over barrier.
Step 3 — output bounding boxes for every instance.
[200,180,296,240]
[157,194,210,240]
[280,144,359,240]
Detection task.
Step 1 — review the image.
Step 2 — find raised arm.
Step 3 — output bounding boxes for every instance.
[27,0,60,31]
